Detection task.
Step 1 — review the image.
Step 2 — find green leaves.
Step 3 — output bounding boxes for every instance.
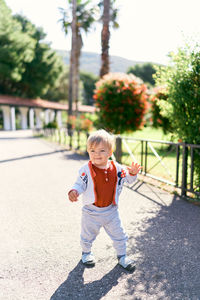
[127,63,157,86]
[0,0,65,99]
[154,44,200,173]
[0,0,36,86]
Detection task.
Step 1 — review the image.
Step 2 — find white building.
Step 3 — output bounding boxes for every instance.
[0,95,95,131]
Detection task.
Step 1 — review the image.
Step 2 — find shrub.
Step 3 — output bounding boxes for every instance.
[154,43,200,193]
[150,87,172,134]
[93,72,148,134]
[43,121,58,129]
[154,45,200,144]
[68,114,93,132]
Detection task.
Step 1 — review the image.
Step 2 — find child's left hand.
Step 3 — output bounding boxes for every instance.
[127,162,142,176]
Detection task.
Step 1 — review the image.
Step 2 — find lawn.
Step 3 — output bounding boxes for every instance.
[122,126,176,142]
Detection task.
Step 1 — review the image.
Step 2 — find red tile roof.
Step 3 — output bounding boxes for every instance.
[0,95,96,113]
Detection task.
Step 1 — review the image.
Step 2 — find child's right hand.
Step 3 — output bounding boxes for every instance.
[68,189,79,202]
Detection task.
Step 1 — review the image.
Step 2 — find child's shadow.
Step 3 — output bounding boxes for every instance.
[50,261,127,300]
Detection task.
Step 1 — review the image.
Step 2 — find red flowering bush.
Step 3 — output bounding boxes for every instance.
[93,73,148,134]
[68,115,77,130]
[79,114,93,132]
[150,87,172,134]
[68,114,93,132]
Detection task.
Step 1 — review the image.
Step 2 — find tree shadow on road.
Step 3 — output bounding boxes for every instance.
[0,149,68,164]
[62,151,89,161]
[122,188,200,299]
[50,261,128,300]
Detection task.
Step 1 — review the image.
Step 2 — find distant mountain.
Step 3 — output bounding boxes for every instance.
[56,50,146,76]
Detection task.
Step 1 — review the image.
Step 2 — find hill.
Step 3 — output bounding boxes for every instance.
[56,50,146,76]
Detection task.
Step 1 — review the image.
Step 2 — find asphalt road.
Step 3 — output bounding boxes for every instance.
[0,130,200,300]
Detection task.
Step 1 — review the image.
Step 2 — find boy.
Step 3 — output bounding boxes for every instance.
[68,129,141,271]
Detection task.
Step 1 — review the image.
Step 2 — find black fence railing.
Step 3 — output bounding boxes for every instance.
[35,128,200,199]
[115,136,200,199]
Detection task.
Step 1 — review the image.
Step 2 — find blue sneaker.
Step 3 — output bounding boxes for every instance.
[118,255,136,272]
[82,252,95,267]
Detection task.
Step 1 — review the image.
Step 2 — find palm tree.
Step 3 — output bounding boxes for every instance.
[60,0,96,115]
[100,0,110,77]
[99,0,119,77]
[69,0,77,118]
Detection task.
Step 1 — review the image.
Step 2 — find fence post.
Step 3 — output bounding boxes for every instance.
[77,130,80,150]
[181,143,188,196]
[145,141,148,175]
[59,129,62,144]
[115,136,122,163]
[175,144,180,187]
[68,128,73,149]
[86,132,89,153]
[141,140,144,169]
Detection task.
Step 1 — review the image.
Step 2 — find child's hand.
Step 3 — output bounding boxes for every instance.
[127,162,142,176]
[68,189,79,202]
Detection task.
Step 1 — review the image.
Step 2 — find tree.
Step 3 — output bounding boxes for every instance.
[60,0,96,115]
[0,0,35,94]
[99,0,119,77]
[154,45,200,144]
[43,66,69,102]
[0,1,65,99]
[127,63,157,86]
[100,0,110,77]
[69,0,77,117]
[154,44,200,191]
[80,71,98,105]
[93,72,148,134]
[12,15,64,99]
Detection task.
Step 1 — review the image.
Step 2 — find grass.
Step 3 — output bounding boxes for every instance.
[116,127,185,187]
[119,140,180,184]
[118,134,199,199]
[122,126,177,142]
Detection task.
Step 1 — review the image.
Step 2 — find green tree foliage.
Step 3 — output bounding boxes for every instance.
[80,71,98,105]
[0,1,65,99]
[154,44,200,192]
[0,0,35,92]
[149,88,172,134]
[93,72,148,134]
[154,45,200,144]
[12,15,64,99]
[43,66,69,102]
[127,63,157,86]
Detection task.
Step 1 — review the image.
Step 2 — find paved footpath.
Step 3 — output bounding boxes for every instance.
[0,130,200,300]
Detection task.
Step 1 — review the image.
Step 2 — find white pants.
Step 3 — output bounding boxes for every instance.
[81,204,128,256]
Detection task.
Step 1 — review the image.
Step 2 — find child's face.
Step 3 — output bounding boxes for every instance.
[88,141,112,168]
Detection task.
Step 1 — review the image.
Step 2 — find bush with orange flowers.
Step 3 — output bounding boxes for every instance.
[93,73,148,134]
[68,114,93,132]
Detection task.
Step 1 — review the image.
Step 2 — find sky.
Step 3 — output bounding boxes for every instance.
[5,0,200,65]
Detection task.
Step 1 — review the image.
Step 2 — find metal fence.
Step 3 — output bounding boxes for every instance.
[35,128,200,199]
[115,136,200,199]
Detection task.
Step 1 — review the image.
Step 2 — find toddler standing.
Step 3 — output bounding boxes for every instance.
[68,129,141,271]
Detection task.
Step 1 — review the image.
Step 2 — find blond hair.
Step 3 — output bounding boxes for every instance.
[87,129,115,151]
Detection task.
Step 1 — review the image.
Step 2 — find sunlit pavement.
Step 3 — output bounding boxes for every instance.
[1,130,200,300]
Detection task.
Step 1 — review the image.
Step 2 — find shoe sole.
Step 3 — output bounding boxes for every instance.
[126,264,136,272]
[82,260,95,267]
[118,263,136,273]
